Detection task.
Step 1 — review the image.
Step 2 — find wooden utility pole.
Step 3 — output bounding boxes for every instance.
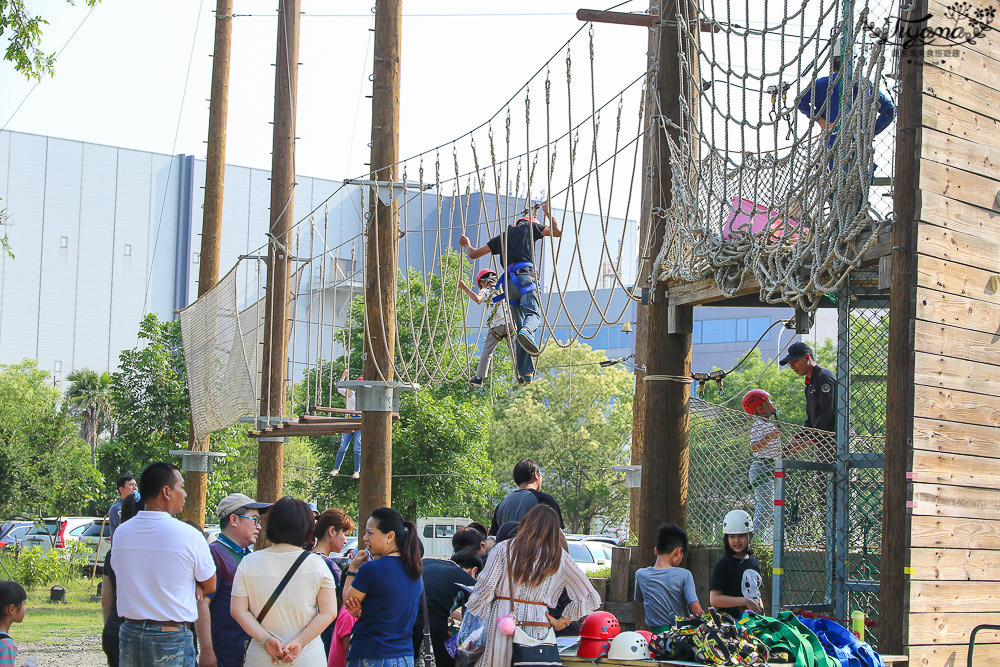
[182,0,233,528]
[881,0,925,653]
[637,0,695,562]
[358,0,402,525]
[257,0,301,505]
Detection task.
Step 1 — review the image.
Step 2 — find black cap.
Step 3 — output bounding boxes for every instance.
[779,341,813,365]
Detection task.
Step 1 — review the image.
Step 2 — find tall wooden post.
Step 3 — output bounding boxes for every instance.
[638,0,695,561]
[630,8,658,539]
[257,0,300,505]
[182,0,233,528]
[881,0,925,653]
[358,0,402,525]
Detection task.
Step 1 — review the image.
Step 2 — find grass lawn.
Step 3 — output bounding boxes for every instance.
[16,575,104,643]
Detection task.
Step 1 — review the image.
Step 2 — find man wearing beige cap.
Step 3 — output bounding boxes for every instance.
[195,493,271,667]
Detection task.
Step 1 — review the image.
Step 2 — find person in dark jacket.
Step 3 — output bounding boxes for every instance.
[487,459,564,545]
[780,341,836,459]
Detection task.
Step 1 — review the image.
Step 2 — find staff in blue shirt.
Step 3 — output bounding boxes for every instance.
[797,46,896,144]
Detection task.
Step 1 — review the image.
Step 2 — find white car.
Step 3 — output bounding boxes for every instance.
[80,520,112,567]
[566,539,613,574]
[21,517,102,553]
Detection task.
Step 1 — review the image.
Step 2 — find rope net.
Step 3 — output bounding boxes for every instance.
[653,0,898,310]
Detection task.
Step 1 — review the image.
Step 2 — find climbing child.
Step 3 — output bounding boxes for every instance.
[634,523,704,632]
[331,368,362,479]
[743,389,780,541]
[709,510,764,619]
[458,268,513,388]
[0,581,26,667]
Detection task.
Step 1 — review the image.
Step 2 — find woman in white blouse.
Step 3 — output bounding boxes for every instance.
[231,497,338,666]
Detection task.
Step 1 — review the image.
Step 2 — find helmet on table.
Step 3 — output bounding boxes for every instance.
[577,638,612,658]
[608,631,651,660]
[580,611,620,640]
[741,389,771,415]
[722,509,752,535]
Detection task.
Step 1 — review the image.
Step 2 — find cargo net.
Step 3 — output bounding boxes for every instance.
[688,397,835,549]
[178,262,302,444]
[651,0,898,311]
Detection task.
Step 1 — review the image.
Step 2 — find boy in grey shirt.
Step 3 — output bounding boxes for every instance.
[634,524,704,632]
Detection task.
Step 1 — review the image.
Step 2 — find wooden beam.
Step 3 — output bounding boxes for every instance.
[924,64,1000,130]
[920,157,1000,210]
[917,222,1000,276]
[910,580,1000,613]
[914,384,1000,429]
[928,0,1000,65]
[911,482,1000,522]
[922,91,1000,147]
[913,415,1000,459]
[917,255,1000,310]
[576,8,653,26]
[920,125,1000,183]
[915,286,1000,336]
[909,611,1000,645]
[911,515,1000,551]
[908,642,1000,666]
[912,449,1000,491]
[909,549,1000,583]
[913,350,1000,396]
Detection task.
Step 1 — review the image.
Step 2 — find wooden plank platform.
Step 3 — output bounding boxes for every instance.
[664,231,891,307]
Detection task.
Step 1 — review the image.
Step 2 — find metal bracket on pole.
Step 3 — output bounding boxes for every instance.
[344,179,433,207]
[611,465,642,489]
[255,415,290,443]
[168,450,228,473]
[337,380,419,413]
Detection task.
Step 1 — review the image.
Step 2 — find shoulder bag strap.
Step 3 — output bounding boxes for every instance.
[256,549,312,623]
[420,579,434,654]
[505,545,518,624]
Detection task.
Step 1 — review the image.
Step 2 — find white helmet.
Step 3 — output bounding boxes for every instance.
[607,631,650,660]
[723,509,752,535]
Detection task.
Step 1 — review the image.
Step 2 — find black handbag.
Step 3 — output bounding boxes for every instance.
[417,581,437,667]
[505,549,560,667]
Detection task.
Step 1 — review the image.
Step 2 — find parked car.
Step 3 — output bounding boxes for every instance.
[566,538,613,574]
[330,536,358,569]
[204,527,221,544]
[416,516,473,559]
[20,517,101,553]
[0,521,33,552]
[80,520,112,567]
[565,533,620,547]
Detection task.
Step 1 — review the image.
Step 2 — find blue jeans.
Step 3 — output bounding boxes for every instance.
[749,459,775,542]
[347,657,414,667]
[509,272,541,379]
[336,430,361,473]
[119,621,196,667]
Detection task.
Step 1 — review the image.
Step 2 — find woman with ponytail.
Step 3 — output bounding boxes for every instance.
[343,508,423,667]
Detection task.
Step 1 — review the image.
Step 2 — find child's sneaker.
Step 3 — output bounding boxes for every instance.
[517,329,540,356]
[352,471,360,479]
[469,376,484,388]
[521,373,533,385]
[329,469,340,477]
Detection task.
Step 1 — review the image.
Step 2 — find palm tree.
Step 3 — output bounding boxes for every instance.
[65,368,114,465]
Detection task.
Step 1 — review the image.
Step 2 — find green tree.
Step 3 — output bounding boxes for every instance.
[306,250,501,523]
[489,341,633,533]
[2,0,100,80]
[65,367,114,465]
[99,314,189,483]
[0,359,101,517]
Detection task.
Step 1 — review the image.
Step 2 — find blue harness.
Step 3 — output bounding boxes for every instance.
[490,262,536,306]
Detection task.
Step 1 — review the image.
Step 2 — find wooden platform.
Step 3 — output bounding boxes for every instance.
[664,229,891,307]
[247,409,399,439]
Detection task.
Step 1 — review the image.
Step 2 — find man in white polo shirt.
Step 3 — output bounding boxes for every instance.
[112,461,217,667]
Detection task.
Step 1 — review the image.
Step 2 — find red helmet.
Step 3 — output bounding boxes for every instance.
[580,611,621,641]
[577,637,612,658]
[742,389,771,415]
[516,216,538,224]
[636,631,654,658]
[475,269,498,288]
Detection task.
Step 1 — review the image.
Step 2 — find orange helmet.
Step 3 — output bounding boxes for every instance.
[742,389,771,415]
